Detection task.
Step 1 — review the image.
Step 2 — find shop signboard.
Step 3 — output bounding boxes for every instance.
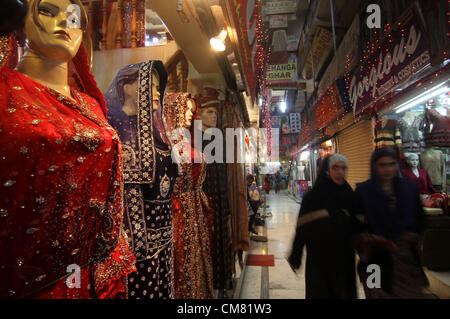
[302,27,334,80]
[347,5,431,115]
[269,15,288,29]
[263,0,296,15]
[271,116,281,128]
[228,0,259,104]
[287,34,300,52]
[266,62,297,82]
[289,112,301,133]
[318,13,360,97]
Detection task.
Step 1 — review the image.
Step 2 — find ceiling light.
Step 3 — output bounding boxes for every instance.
[395,83,449,113]
[210,36,226,51]
[219,29,228,40]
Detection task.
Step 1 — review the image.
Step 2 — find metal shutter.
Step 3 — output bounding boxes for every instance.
[337,120,374,189]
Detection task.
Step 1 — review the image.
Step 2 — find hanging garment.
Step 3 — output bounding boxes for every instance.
[420,148,446,188]
[105,61,178,299]
[374,118,402,149]
[398,116,426,153]
[0,37,135,299]
[199,132,233,291]
[424,108,450,147]
[163,92,214,299]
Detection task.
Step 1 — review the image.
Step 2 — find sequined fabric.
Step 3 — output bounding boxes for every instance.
[0,67,136,299]
[105,61,177,299]
[163,93,214,299]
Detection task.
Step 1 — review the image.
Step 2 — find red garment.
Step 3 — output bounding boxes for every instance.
[401,168,436,195]
[0,65,136,298]
[164,93,214,298]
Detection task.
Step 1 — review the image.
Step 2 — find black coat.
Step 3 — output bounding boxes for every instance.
[288,158,362,299]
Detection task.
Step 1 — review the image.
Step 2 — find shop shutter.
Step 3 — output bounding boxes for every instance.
[337,120,374,189]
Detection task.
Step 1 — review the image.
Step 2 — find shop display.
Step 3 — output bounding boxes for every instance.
[163,92,214,299]
[421,148,446,191]
[402,153,435,196]
[105,60,177,299]
[374,116,402,149]
[195,87,233,293]
[0,0,136,299]
[398,111,426,153]
[424,107,450,147]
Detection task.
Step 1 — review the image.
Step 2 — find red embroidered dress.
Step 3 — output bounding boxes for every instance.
[0,37,136,299]
[163,93,214,299]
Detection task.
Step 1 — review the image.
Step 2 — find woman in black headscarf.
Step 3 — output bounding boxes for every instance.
[287,153,362,299]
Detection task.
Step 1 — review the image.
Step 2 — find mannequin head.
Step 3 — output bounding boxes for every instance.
[197,106,218,130]
[196,87,220,131]
[185,99,196,128]
[151,69,160,111]
[25,0,86,63]
[405,153,420,169]
[122,79,138,115]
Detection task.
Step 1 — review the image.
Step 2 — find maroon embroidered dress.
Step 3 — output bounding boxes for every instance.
[0,37,136,299]
[163,93,214,299]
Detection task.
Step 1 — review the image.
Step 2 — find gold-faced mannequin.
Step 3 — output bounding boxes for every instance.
[122,79,138,116]
[197,106,218,131]
[185,99,196,128]
[17,0,86,101]
[151,70,160,112]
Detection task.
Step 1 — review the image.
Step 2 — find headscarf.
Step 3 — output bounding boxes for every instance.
[105,60,168,185]
[305,153,354,213]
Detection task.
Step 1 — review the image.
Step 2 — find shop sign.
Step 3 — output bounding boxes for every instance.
[348,5,431,115]
[287,34,299,52]
[264,1,296,15]
[271,116,281,128]
[266,62,297,82]
[318,14,360,97]
[228,0,259,104]
[303,27,334,80]
[289,112,301,133]
[269,15,288,29]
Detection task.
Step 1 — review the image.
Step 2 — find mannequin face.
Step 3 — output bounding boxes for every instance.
[151,70,160,111]
[185,99,196,128]
[406,155,419,169]
[25,0,83,63]
[329,161,347,185]
[122,79,138,115]
[198,106,218,130]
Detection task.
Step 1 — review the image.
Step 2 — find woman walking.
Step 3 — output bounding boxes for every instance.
[287,154,361,299]
[355,148,432,299]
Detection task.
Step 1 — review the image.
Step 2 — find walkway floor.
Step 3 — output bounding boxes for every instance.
[237,189,366,299]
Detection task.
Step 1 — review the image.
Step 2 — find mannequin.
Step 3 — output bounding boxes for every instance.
[420,148,446,191]
[194,87,233,296]
[105,61,177,299]
[0,0,136,299]
[401,153,435,199]
[163,92,214,299]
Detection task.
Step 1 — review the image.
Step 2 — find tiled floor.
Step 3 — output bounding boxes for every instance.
[238,190,365,299]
